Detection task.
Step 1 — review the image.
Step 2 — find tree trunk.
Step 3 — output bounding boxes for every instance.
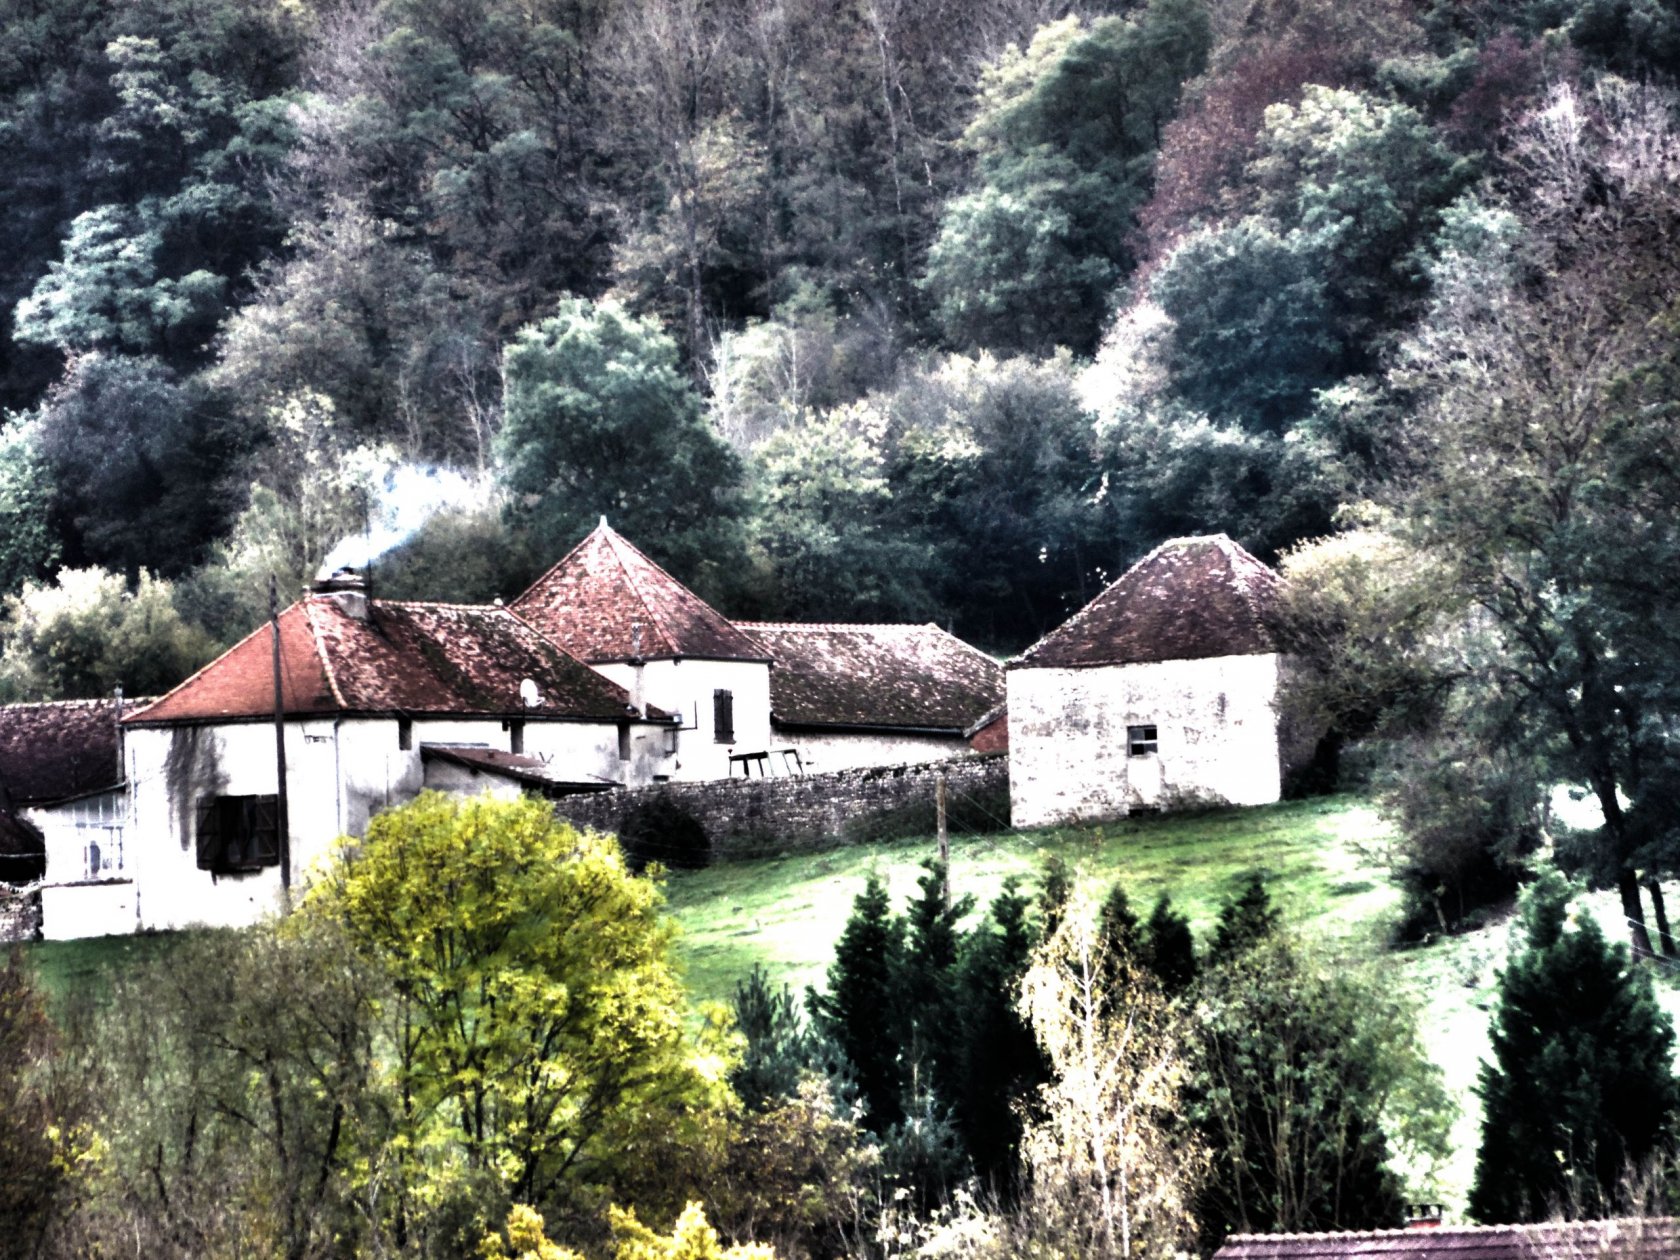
[1648,878,1677,957]
[1618,870,1655,960]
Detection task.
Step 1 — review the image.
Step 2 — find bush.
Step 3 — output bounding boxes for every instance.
[618,793,713,870]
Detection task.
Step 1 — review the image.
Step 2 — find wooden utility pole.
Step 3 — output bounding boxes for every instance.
[271,575,292,902]
[936,770,949,904]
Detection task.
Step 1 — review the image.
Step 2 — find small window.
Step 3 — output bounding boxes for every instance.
[196,795,281,874]
[509,720,525,755]
[1127,724,1158,757]
[398,717,413,750]
[618,723,632,761]
[713,689,735,744]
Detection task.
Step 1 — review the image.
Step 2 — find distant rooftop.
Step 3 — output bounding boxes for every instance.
[513,519,769,664]
[739,622,1002,732]
[1214,1217,1680,1260]
[0,697,140,805]
[1012,534,1278,670]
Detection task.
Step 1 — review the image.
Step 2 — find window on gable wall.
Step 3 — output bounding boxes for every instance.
[196,795,280,874]
[713,689,735,743]
[1128,724,1158,757]
[398,717,412,750]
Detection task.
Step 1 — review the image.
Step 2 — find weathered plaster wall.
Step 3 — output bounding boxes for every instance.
[781,729,970,775]
[552,752,1009,858]
[1007,652,1284,829]
[594,658,773,781]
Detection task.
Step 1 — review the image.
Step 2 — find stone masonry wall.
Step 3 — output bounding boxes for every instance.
[0,886,41,943]
[552,752,1010,861]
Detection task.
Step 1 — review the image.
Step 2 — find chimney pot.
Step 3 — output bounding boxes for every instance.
[1406,1205,1444,1230]
[313,567,369,619]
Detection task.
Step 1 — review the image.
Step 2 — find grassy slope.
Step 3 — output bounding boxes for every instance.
[659,794,1680,1215]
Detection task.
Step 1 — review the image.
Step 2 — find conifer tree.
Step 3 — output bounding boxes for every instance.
[1213,872,1281,956]
[1143,894,1198,995]
[1470,874,1680,1222]
[808,873,906,1131]
[955,879,1046,1191]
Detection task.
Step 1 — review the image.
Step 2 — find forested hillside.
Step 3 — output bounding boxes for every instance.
[1,0,1677,680]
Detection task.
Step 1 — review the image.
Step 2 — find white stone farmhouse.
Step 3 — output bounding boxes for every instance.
[1007,534,1313,828]
[119,578,672,932]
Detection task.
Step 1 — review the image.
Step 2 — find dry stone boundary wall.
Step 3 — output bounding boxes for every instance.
[0,886,41,943]
[552,752,1010,861]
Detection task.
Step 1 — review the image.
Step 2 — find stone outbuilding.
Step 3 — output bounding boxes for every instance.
[1007,534,1311,828]
[0,697,141,938]
[737,622,1003,773]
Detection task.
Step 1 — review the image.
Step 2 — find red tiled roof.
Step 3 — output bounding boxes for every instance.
[0,698,139,804]
[739,622,1003,731]
[1214,1218,1680,1260]
[966,704,1008,753]
[1012,534,1279,670]
[125,596,645,725]
[513,520,769,663]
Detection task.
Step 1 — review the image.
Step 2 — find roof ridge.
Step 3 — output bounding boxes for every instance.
[596,522,669,646]
[510,521,599,610]
[303,600,350,710]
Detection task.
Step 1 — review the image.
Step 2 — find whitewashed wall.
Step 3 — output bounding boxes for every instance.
[594,658,772,781]
[119,712,672,933]
[40,880,136,940]
[781,730,970,775]
[1007,652,1284,829]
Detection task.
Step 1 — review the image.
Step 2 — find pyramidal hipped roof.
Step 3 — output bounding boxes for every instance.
[1012,535,1278,670]
[512,519,770,663]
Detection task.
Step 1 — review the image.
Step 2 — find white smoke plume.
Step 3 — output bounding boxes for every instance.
[316,462,489,579]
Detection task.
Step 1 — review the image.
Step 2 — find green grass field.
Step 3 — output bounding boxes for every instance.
[661,794,1403,1007]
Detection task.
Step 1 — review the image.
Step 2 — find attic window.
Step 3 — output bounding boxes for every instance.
[196,795,280,875]
[1127,725,1158,757]
[713,689,735,744]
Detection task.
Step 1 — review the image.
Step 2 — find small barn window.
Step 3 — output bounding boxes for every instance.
[713,689,735,743]
[398,717,412,750]
[1127,725,1158,757]
[509,720,525,754]
[618,723,632,761]
[196,795,280,874]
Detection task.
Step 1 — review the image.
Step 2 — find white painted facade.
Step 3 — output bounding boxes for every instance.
[118,712,673,933]
[781,729,971,775]
[593,657,772,782]
[32,789,138,940]
[1008,652,1286,829]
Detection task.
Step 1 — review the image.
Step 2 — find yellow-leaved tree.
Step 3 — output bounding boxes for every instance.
[304,793,733,1237]
[479,1201,779,1260]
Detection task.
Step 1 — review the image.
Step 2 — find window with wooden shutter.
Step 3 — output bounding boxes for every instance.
[196,794,282,873]
[713,689,735,743]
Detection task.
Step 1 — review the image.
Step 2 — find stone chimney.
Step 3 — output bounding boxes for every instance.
[313,567,369,620]
[1406,1205,1444,1230]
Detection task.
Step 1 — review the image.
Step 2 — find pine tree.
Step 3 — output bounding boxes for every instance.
[808,873,907,1131]
[1144,894,1198,995]
[899,861,976,1105]
[1470,874,1680,1222]
[731,965,816,1111]
[955,879,1046,1192]
[1213,872,1281,956]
